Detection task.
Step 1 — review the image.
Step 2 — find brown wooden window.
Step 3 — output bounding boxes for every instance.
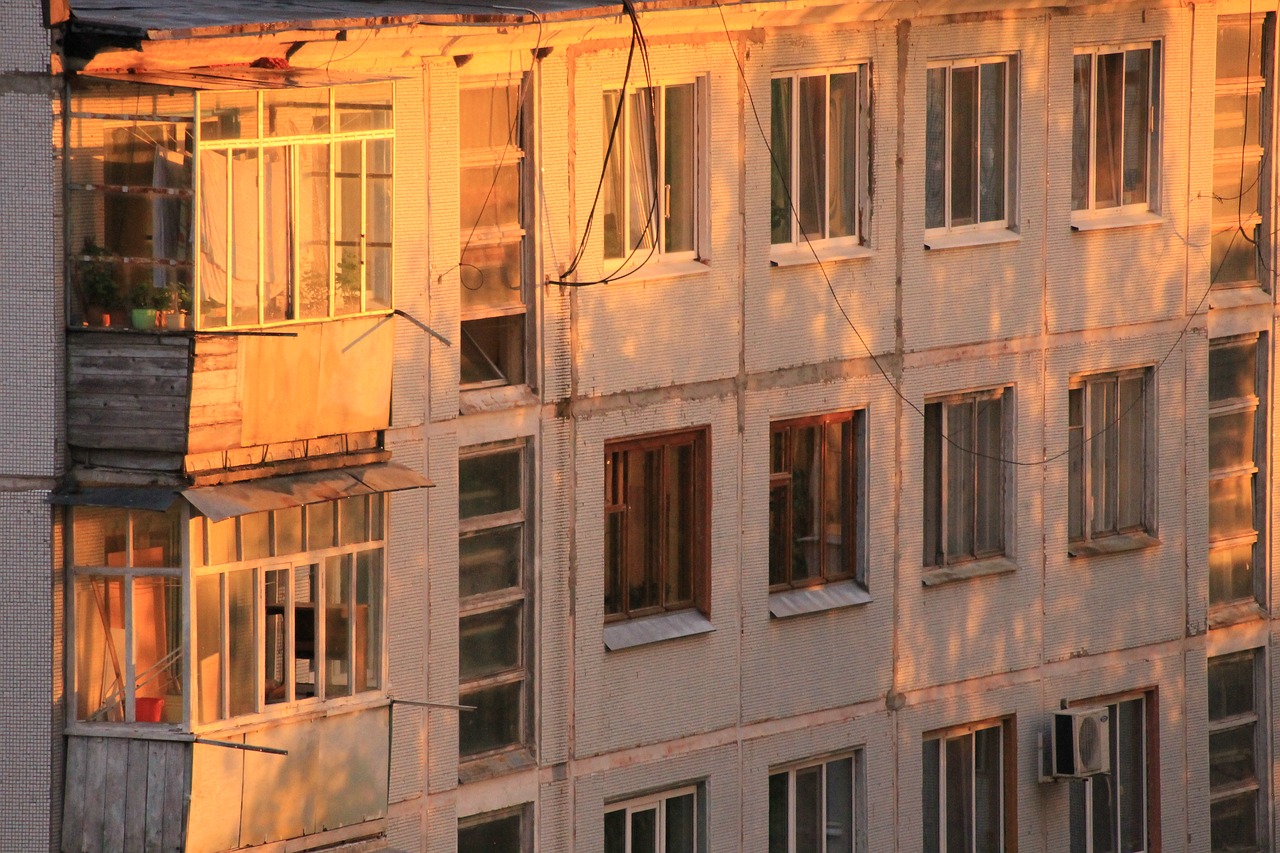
[924,389,1007,567]
[769,412,862,589]
[1068,370,1150,547]
[922,720,1014,853]
[604,429,709,620]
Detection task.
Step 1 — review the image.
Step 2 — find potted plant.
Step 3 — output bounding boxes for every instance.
[128,282,169,330]
[77,239,121,327]
[164,284,193,330]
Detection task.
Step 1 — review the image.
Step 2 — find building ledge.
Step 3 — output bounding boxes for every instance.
[923,227,1019,251]
[1208,599,1268,630]
[1070,209,1163,232]
[769,241,871,267]
[458,747,536,784]
[603,609,714,651]
[769,580,871,618]
[1067,530,1160,558]
[922,556,1017,587]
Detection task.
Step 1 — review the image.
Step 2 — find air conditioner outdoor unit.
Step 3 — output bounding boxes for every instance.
[1051,708,1111,778]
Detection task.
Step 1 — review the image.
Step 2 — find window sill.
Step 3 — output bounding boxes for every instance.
[599,257,710,284]
[1208,599,1268,630]
[923,228,1020,251]
[1070,209,1163,232]
[459,383,540,415]
[1067,530,1160,558]
[769,580,872,618]
[1209,285,1272,311]
[922,555,1017,588]
[769,242,872,268]
[458,746,536,784]
[603,609,715,651]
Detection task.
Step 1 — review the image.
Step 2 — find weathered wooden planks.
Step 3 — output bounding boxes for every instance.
[62,736,190,853]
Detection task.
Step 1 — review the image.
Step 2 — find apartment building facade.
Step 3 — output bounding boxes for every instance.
[1,0,1277,849]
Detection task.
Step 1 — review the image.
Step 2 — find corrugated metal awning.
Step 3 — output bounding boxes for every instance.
[183,462,432,522]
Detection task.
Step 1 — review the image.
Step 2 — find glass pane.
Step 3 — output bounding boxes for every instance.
[355,549,382,691]
[208,516,236,565]
[1209,475,1256,539]
[978,62,1006,223]
[946,402,975,560]
[190,514,206,568]
[460,242,524,313]
[1209,410,1256,472]
[459,604,522,680]
[797,75,827,240]
[460,449,523,518]
[1068,388,1084,540]
[366,139,393,312]
[293,566,318,701]
[663,441,696,606]
[1210,791,1258,852]
[631,807,657,853]
[73,506,128,568]
[1122,49,1151,205]
[227,568,256,716]
[1209,339,1258,402]
[197,148,230,328]
[229,149,261,326]
[796,766,822,853]
[297,143,331,320]
[975,395,1003,555]
[769,481,791,586]
[460,85,520,151]
[460,524,523,597]
[339,495,370,545]
[461,163,521,231]
[603,90,626,259]
[1210,226,1261,285]
[922,740,941,853]
[1210,541,1255,604]
[829,71,860,239]
[241,511,270,562]
[1208,651,1255,720]
[771,77,794,245]
[769,772,789,853]
[1094,52,1125,209]
[950,66,979,227]
[630,448,662,612]
[371,495,384,542]
[1090,768,1116,853]
[665,793,697,853]
[629,88,659,255]
[923,403,943,565]
[1212,160,1260,224]
[826,758,855,853]
[1214,91,1262,150]
[1090,380,1117,535]
[334,140,364,316]
[1072,54,1093,211]
[459,679,521,755]
[132,576,182,723]
[335,82,392,132]
[926,68,947,229]
[1210,723,1257,790]
[129,507,180,568]
[307,502,336,550]
[664,83,697,254]
[974,727,1002,853]
[324,554,352,698]
[460,314,525,386]
[1117,699,1146,853]
[823,420,851,578]
[1069,781,1087,853]
[1217,19,1265,80]
[264,88,328,137]
[75,576,125,721]
[945,735,974,853]
[201,91,257,141]
[606,509,624,616]
[605,809,627,853]
[275,506,303,556]
[790,424,820,583]
[1117,375,1145,531]
[195,573,222,724]
[264,567,289,704]
[261,147,289,324]
[458,813,522,851]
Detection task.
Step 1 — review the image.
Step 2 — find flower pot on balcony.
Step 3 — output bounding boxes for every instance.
[164,310,190,331]
[85,306,113,327]
[131,308,159,330]
[135,697,165,723]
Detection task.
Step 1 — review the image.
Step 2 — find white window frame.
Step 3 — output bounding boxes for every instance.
[925,55,1016,235]
[602,77,706,267]
[1070,42,1161,220]
[1069,696,1150,853]
[923,721,1008,853]
[605,785,702,853]
[768,753,864,853]
[923,387,1009,568]
[1067,368,1154,551]
[769,65,870,254]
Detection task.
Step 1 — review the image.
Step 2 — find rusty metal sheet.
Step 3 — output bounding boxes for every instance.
[182,462,431,521]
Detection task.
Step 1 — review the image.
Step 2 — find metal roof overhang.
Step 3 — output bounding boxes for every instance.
[80,67,404,91]
[53,462,432,521]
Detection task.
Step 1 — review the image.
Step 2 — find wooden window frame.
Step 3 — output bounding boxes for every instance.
[1068,694,1154,853]
[1208,649,1268,853]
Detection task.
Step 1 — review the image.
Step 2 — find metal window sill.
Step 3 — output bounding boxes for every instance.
[923,228,1020,251]
[1070,209,1163,232]
[922,556,1017,588]
[459,746,536,784]
[768,580,872,618]
[1208,285,1272,311]
[1067,530,1160,558]
[769,242,872,268]
[459,383,540,415]
[1208,600,1268,630]
[603,610,715,651]
[597,257,710,284]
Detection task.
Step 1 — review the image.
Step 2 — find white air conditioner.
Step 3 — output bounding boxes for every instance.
[1051,708,1111,778]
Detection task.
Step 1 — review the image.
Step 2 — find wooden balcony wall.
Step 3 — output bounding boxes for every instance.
[67,316,394,479]
[61,736,189,853]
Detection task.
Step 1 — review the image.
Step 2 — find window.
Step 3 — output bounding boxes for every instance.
[459,806,528,852]
[922,723,1008,853]
[770,412,862,588]
[605,786,702,853]
[1068,697,1149,853]
[1068,369,1151,548]
[196,84,394,327]
[1208,650,1266,852]
[603,81,702,262]
[768,754,862,853]
[70,505,184,724]
[770,68,869,248]
[1071,44,1160,215]
[190,497,385,723]
[604,429,709,620]
[923,389,1007,567]
[459,444,530,758]
[1212,18,1271,287]
[460,82,530,388]
[1209,336,1266,606]
[926,57,1014,232]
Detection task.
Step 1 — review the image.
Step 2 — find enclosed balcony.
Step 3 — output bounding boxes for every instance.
[65,72,397,480]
